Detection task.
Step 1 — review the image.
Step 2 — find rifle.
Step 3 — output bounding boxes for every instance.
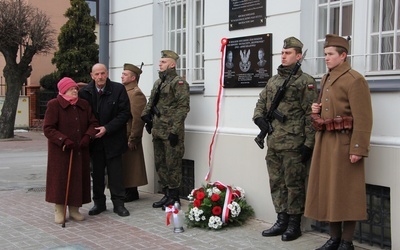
[254,49,308,149]
[137,62,144,84]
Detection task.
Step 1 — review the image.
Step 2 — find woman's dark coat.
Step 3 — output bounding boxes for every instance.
[43,96,98,206]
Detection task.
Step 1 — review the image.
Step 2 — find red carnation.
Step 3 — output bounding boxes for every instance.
[193,199,201,207]
[196,191,205,200]
[216,183,226,191]
[211,193,220,202]
[212,206,222,215]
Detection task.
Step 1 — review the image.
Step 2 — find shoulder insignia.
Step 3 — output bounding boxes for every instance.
[307,84,315,90]
[178,80,184,85]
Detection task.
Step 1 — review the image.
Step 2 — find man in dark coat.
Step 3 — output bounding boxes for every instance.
[79,63,131,217]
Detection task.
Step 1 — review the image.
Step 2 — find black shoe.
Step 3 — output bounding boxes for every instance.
[88,204,106,216]
[337,240,354,250]
[315,237,341,250]
[152,195,169,208]
[162,197,180,211]
[262,212,289,237]
[113,206,130,217]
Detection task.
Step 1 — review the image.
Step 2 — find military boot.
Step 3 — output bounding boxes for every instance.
[337,240,354,250]
[152,188,169,208]
[162,188,180,210]
[54,204,65,224]
[281,214,302,241]
[262,212,289,236]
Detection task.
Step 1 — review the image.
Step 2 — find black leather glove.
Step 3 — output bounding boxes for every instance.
[145,122,153,134]
[141,114,152,124]
[168,133,179,147]
[63,138,75,151]
[254,117,269,132]
[300,145,313,163]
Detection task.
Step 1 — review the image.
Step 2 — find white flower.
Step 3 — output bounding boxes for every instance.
[233,186,246,199]
[228,201,241,217]
[208,216,223,229]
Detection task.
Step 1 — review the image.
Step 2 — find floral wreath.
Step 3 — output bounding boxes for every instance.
[186,181,254,230]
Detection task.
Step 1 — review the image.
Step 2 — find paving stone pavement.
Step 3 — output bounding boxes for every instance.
[0,131,385,250]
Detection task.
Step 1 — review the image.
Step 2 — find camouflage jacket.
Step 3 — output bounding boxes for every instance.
[253,64,318,150]
[142,68,190,140]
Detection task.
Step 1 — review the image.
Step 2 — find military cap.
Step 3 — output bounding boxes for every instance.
[324,34,349,52]
[283,37,303,49]
[124,63,142,75]
[161,50,179,60]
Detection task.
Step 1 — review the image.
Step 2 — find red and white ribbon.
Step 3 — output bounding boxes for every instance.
[205,38,228,182]
[210,181,233,223]
[165,205,179,226]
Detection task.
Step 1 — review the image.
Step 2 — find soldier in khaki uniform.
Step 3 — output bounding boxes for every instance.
[305,35,373,250]
[253,37,318,241]
[141,50,190,210]
[121,63,148,202]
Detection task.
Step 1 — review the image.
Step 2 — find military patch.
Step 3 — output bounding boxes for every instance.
[307,84,314,90]
[178,80,184,85]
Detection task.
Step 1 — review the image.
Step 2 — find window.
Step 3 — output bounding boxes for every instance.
[315,0,353,75]
[367,0,400,73]
[85,0,99,22]
[306,0,400,79]
[161,0,204,84]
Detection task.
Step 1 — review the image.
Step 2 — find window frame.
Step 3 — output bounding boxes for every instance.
[301,0,400,90]
[161,0,205,86]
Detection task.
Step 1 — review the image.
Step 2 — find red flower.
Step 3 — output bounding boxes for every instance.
[212,206,222,215]
[193,199,201,207]
[211,193,220,202]
[216,183,226,191]
[196,191,206,200]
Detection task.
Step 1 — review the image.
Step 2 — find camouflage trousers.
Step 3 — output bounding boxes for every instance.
[266,148,307,214]
[153,138,185,189]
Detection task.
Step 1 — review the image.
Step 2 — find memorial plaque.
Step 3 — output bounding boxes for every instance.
[229,0,266,30]
[224,33,272,88]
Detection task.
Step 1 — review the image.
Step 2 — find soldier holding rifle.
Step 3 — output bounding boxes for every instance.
[253,37,317,241]
[141,50,190,210]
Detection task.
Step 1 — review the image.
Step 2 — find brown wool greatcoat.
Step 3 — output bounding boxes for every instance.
[43,96,99,207]
[122,81,148,188]
[304,61,373,222]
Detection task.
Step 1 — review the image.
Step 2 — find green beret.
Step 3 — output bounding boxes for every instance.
[324,34,349,52]
[161,50,179,60]
[123,63,142,75]
[283,37,303,49]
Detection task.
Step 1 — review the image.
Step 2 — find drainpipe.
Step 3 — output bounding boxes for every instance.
[99,0,110,68]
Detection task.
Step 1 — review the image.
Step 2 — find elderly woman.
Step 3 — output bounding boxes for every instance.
[43,77,98,224]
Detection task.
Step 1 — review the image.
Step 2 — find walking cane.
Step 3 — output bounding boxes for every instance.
[62,149,73,228]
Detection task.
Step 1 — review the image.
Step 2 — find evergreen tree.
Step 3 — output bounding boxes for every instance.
[52,0,98,83]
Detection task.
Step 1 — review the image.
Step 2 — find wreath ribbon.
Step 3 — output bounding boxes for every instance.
[205,38,228,182]
[210,180,232,223]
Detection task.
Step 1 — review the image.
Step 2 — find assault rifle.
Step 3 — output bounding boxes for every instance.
[254,50,308,149]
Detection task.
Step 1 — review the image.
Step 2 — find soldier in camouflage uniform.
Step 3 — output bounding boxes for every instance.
[141,50,190,210]
[253,37,318,241]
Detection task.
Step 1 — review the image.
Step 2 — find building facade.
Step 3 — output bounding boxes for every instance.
[103,0,398,248]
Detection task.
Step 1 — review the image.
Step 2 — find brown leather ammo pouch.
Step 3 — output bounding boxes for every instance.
[311,114,325,131]
[343,116,353,130]
[324,118,334,131]
[334,116,344,130]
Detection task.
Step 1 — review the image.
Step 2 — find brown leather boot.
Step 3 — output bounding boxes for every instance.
[54,204,65,224]
[69,206,85,221]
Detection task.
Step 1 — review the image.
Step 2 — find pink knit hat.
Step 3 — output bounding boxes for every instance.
[57,77,78,94]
